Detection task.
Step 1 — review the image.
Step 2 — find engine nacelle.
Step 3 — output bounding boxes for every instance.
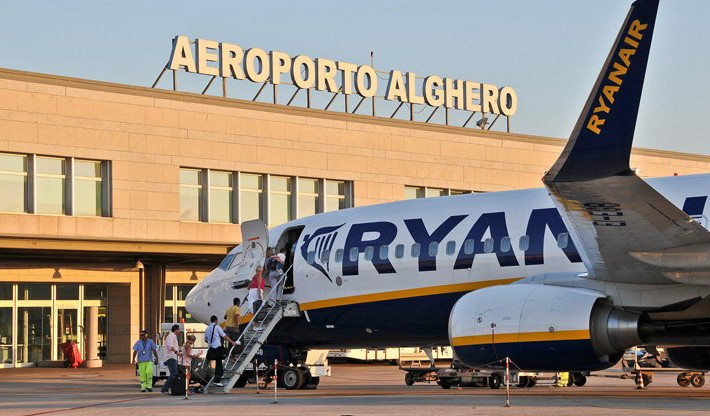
[666,347,710,370]
[449,284,643,372]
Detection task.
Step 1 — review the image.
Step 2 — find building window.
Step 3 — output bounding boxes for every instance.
[404,186,475,199]
[165,284,198,323]
[404,186,424,200]
[36,157,66,215]
[269,176,292,226]
[240,173,264,222]
[0,153,27,213]
[74,160,104,217]
[180,168,203,222]
[426,188,446,198]
[209,170,233,223]
[298,178,319,218]
[325,180,351,212]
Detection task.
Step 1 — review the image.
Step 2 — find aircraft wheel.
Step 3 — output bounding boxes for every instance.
[573,374,587,387]
[405,372,415,386]
[677,373,690,387]
[489,373,502,389]
[567,373,576,387]
[516,376,528,388]
[281,367,304,390]
[526,378,537,388]
[691,374,705,388]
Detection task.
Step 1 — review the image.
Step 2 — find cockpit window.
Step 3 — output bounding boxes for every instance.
[218,253,236,271]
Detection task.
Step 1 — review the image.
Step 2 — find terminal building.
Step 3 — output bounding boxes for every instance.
[1,67,709,368]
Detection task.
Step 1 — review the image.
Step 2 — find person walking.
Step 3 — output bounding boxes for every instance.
[204,315,238,387]
[131,329,159,392]
[180,334,201,394]
[160,324,181,395]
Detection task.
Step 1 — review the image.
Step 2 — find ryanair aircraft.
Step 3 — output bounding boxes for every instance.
[187,0,710,372]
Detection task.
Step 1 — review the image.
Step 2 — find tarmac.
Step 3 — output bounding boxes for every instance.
[1,364,710,415]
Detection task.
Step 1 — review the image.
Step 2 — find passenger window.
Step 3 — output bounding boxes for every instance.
[395,244,404,259]
[557,233,569,249]
[320,249,330,263]
[307,251,316,265]
[519,235,530,251]
[483,238,494,253]
[379,245,389,260]
[364,246,374,261]
[335,249,344,263]
[428,241,439,257]
[500,237,511,252]
[464,239,475,255]
[349,247,359,262]
[411,243,421,257]
[446,241,456,255]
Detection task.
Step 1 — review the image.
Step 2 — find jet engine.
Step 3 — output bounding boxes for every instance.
[448,284,644,372]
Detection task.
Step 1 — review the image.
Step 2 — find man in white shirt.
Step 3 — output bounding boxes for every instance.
[204,315,237,387]
[161,324,181,394]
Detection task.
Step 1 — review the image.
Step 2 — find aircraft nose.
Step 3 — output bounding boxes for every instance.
[185,284,209,324]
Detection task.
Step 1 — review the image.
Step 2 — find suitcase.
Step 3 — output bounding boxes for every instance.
[171,367,187,396]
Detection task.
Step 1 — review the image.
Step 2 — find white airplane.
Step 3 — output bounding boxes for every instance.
[187,0,710,372]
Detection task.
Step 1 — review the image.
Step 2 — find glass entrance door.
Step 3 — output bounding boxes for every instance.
[17,307,51,365]
[0,307,12,367]
[56,308,79,359]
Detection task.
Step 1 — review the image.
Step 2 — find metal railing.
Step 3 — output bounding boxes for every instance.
[223,265,292,372]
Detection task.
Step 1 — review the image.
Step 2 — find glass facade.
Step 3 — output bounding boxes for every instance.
[298,178,319,218]
[209,170,233,223]
[36,157,66,215]
[0,282,109,367]
[325,180,350,212]
[180,168,203,221]
[269,176,292,226]
[405,186,473,199]
[240,173,264,222]
[165,284,198,323]
[0,153,27,213]
[74,160,103,216]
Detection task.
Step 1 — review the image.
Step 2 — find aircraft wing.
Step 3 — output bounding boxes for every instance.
[543,0,710,285]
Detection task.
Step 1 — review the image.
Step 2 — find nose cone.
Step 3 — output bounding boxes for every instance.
[185,284,210,324]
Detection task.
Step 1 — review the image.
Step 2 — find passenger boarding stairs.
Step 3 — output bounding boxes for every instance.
[204,267,295,394]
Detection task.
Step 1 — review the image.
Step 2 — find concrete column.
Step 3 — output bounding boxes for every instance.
[141,265,166,339]
[83,306,102,368]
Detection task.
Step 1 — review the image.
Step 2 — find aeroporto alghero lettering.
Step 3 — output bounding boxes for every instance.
[586,19,648,135]
[168,36,517,116]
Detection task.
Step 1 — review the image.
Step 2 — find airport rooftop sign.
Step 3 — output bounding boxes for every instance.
[161,36,518,127]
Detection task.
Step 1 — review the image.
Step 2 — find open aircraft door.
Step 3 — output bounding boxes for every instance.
[229,220,269,294]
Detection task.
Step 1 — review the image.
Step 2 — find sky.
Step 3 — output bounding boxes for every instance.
[1,1,709,155]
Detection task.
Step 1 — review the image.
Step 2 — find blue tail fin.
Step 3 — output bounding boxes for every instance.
[545,0,659,182]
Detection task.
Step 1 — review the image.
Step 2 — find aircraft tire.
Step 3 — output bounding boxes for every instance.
[281,367,304,390]
[489,373,502,389]
[677,373,690,387]
[691,374,705,388]
[573,374,587,387]
[404,372,415,386]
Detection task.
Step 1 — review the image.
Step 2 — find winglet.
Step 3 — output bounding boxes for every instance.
[544,0,659,182]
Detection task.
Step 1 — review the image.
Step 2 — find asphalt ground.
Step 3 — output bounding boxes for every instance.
[1,364,710,415]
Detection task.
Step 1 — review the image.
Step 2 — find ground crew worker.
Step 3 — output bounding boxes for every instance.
[555,372,569,387]
[131,329,159,392]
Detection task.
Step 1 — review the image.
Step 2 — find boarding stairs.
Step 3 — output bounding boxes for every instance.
[204,267,295,394]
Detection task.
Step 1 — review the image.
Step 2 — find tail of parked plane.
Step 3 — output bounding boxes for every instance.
[544,0,659,182]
